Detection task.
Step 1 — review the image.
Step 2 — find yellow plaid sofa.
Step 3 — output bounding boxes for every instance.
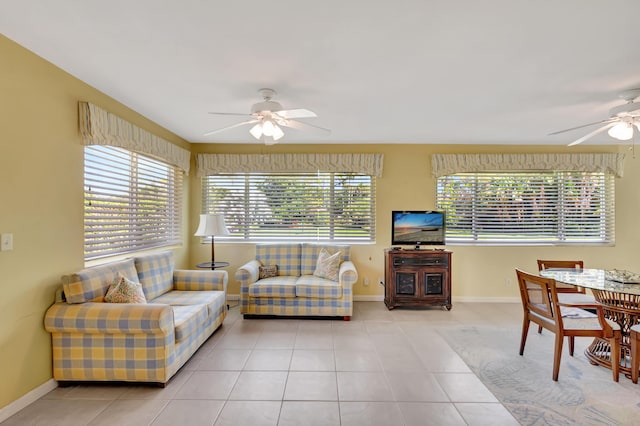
[236,243,358,320]
[44,251,227,386]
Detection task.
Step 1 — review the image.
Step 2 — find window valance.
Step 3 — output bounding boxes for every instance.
[196,153,384,177]
[431,153,625,178]
[78,102,191,174]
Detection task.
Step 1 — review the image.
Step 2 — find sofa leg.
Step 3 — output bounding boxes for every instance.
[343,316,351,321]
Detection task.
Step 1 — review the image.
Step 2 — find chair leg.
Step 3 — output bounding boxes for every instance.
[609,336,620,382]
[568,336,575,356]
[537,325,543,334]
[519,318,530,356]
[552,333,564,381]
[630,331,639,384]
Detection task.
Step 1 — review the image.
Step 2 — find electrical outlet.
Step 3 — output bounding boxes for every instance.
[379,277,385,286]
[1,233,13,251]
[363,277,369,286]
[505,278,512,287]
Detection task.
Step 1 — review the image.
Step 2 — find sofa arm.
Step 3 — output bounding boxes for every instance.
[44,302,173,335]
[339,261,358,287]
[235,260,261,287]
[173,269,228,292]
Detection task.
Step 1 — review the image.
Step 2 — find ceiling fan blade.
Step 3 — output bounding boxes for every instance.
[567,122,617,146]
[203,119,259,136]
[549,118,617,136]
[274,109,317,119]
[281,119,331,133]
[208,112,253,117]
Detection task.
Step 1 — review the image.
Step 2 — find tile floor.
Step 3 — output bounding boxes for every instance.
[3,302,524,426]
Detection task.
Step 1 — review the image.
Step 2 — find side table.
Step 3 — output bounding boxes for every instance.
[196,261,230,270]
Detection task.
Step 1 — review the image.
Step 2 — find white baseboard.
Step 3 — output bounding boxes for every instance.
[354,295,519,303]
[234,293,519,304]
[354,295,384,302]
[0,379,57,423]
[454,296,520,303]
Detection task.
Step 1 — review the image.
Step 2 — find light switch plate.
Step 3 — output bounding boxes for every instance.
[1,233,13,251]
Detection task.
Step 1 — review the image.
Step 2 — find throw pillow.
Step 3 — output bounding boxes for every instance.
[313,248,342,281]
[259,265,279,279]
[104,274,147,304]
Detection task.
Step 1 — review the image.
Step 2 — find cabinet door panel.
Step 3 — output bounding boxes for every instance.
[424,272,444,295]
[396,272,417,296]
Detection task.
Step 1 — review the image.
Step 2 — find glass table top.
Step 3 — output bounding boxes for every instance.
[540,268,640,296]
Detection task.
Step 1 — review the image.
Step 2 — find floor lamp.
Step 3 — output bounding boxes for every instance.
[194,213,230,268]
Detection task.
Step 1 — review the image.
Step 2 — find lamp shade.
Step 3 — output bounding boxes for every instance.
[194,214,230,237]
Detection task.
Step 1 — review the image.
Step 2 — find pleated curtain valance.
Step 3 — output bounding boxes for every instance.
[78,102,191,174]
[431,153,625,178]
[196,153,384,177]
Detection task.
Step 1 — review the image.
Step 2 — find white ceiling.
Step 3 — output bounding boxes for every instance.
[2,0,640,145]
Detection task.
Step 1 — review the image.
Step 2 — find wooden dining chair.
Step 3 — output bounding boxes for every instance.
[631,324,640,384]
[536,260,596,334]
[516,269,621,382]
[537,260,587,294]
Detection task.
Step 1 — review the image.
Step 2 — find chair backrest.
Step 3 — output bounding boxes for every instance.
[537,260,584,271]
[516,269,561,327]
[537,260,585,293]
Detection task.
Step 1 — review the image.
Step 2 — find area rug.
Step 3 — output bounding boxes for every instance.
[438,324,640,425]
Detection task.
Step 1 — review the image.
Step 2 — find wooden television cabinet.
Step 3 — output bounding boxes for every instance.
[384,248,452,310]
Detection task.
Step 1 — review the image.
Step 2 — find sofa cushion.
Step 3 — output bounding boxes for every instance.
[256,244,301,277]
[62,259,139,304]
[248,276,298,298]
[295,275,343,299]
[172,304,208,342]
[152,290,226,319]
[135,251,175,300]
[300,243,350,276]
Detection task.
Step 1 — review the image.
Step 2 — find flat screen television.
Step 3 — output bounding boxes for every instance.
[391,210,446,247]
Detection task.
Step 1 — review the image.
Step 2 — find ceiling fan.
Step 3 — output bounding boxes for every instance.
[550,88,640,146]
[204,88,330,145]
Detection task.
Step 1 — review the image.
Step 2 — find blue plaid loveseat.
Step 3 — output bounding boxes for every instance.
[236,243,358,320]
[44,251,227,386]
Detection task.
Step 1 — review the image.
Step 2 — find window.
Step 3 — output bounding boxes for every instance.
[84,145,183,260]
[202,172,375,242]
[436,171,614,244]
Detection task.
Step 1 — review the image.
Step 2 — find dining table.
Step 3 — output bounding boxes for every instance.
[540,268,640,377]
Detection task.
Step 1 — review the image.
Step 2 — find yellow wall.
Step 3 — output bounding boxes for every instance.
[189,144,640,299]
[4,31,640,412]
[0,36,191,409]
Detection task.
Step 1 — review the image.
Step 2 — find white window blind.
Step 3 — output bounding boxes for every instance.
[436,171,614,244]
[84,145,183,260]
[203,172,375,241]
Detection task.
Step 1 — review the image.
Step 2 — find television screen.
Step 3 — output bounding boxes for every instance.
[391,210,445,246]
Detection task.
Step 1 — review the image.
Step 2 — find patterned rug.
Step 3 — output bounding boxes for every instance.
[438,324,640,425]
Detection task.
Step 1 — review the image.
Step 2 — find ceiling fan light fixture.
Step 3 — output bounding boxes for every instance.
[608,122,634,140]
[249,123,263,139]
[272,124,284,140]
[206,88,329,144]
[262,119,276,137]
